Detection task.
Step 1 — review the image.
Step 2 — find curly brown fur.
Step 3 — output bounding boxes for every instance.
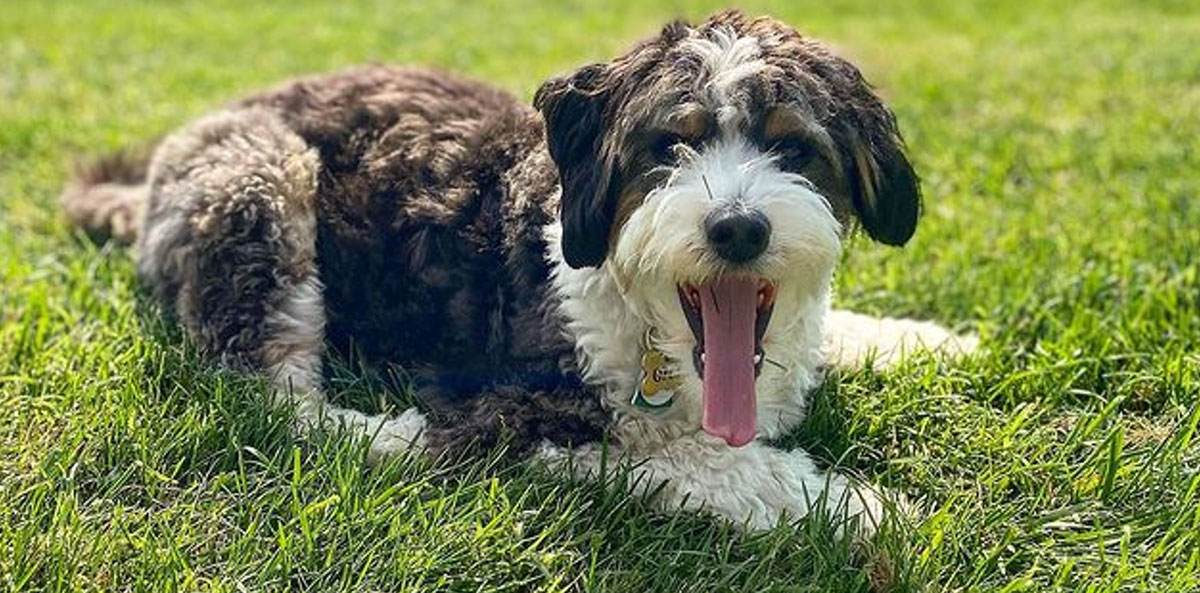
[424,383,610,460]
[133,107,322,364]
[231,67,573,383]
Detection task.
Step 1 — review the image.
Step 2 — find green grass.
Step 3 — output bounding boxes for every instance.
[2,0,1199,591]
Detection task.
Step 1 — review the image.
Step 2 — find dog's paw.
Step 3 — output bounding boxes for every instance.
[824,309,979,370]
[296,404,429,465]
[365,408,428,464]
[826,481,887,542]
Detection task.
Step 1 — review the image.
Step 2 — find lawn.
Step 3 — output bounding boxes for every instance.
[2,0,1198,591]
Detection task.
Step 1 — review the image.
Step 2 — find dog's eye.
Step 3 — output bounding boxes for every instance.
[770,137,817,168]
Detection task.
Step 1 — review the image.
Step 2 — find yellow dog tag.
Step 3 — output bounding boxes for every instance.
[632,328,682,409]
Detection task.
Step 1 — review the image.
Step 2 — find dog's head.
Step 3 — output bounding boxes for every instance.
[536,11,920,446]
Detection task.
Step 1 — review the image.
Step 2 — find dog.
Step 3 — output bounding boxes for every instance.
[62,10,974,534]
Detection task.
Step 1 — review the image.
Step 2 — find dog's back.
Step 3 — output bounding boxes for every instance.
[237,66,564,373]
[62,64,606,458]
[63,65,564,370]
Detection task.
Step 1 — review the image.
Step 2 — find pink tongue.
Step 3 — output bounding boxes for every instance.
[699,276,758,447]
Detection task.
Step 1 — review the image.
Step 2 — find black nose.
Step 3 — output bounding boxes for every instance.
[704,210,771,263]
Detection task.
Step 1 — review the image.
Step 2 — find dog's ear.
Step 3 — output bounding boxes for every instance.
[534,64,618,268]
[826,62,922,246]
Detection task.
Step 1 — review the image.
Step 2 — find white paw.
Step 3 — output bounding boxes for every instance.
[365,408,428,464]
[839,482,887,539]
[292,403,428,465]
[825,309,979,370]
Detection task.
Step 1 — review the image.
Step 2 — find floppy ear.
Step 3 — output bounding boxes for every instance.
[534,65,618,268]
[828,65,922,246]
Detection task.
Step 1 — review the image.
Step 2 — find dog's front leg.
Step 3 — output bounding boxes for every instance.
[539,434,883,534]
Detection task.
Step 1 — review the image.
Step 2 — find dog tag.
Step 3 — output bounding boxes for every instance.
[632,328,681,409]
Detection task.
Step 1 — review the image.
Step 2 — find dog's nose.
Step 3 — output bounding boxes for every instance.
[704,210,771,263]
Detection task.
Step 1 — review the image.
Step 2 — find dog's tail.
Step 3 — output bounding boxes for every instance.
[60,145,155,245]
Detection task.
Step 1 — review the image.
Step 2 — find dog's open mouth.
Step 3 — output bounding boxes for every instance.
[677,277,776,447]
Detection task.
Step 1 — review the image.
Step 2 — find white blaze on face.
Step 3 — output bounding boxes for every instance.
[680,26,767,109]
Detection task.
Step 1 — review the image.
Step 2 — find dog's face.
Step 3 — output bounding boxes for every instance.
[536,11,920,446]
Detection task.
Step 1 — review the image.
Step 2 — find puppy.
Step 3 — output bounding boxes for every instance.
[63,10,973,533]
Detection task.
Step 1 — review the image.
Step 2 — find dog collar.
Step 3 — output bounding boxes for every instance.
[632,327,683,409]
